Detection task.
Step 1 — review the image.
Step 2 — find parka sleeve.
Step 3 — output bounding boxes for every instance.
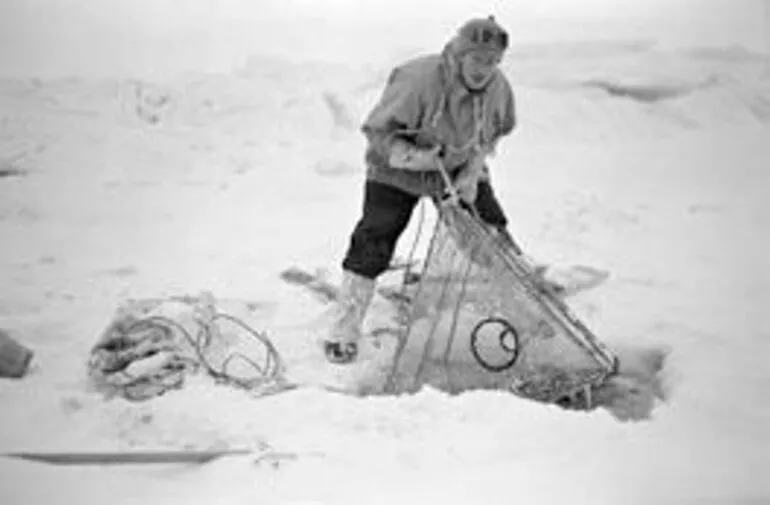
[361,67,427,156]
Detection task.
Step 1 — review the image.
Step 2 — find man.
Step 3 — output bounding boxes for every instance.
[325,16,519,364]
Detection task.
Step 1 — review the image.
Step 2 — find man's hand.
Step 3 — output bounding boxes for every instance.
[453,151,486,204]
[454,170,479,203]
[389,141,442,171]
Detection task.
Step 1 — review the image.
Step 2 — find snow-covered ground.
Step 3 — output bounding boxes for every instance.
[1,4,770,503]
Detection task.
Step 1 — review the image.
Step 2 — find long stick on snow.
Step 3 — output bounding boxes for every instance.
[2,449,253,466]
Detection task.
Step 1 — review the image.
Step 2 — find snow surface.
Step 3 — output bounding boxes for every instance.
[1,12,770,505]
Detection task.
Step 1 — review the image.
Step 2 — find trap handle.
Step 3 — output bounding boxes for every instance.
[435,158,462,205]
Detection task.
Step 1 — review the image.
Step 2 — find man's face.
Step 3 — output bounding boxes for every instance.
[459,51,500,90]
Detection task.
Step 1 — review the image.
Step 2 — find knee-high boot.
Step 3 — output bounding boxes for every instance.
[324,269,376,363]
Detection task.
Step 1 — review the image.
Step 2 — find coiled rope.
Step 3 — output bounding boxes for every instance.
[113,311,292,400]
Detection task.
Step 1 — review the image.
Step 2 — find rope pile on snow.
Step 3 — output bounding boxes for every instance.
[87,292,291,401]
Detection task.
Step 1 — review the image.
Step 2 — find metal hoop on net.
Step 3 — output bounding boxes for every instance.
[469,317,520,373]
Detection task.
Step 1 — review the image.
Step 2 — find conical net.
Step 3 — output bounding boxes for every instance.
[386,202,617,404]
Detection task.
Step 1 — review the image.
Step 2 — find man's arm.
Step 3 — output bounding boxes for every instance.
[361,68,440,171]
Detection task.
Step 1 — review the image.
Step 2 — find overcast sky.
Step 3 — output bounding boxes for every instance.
[0,0,766,78]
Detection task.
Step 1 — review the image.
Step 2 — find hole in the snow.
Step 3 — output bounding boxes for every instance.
[353,333,672,424]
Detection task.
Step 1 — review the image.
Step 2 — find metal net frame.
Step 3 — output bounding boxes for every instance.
[384,200,618,407]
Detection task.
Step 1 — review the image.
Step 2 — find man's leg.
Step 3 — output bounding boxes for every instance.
[325,180,419,363]
[472,179,507,228]
[342,181,420,279]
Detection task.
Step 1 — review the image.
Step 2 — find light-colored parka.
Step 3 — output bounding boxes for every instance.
[362,47,516,197]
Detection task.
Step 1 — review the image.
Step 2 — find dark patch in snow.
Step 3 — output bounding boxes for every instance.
[583,79,696,103]
[0,157,27,179]
[593,344,671,422]
[0,167,26,179]
[104,266,139,278]
[129,80,175,126]
[314,159,358,177]
[322,91,355,131]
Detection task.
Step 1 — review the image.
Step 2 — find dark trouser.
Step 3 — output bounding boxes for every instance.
[342,180,509,280]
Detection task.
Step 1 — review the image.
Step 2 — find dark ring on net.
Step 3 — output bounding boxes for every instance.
[470,317,520,372]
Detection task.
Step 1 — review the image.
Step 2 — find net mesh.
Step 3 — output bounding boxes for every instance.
[387,202,617,403]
